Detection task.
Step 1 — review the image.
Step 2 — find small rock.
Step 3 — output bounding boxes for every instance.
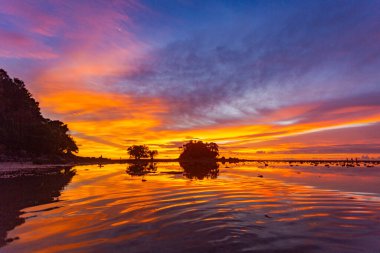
[5,237,19,243]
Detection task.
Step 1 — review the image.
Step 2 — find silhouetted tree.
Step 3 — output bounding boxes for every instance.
[0,69,78,157]
[127,145,149,160]
[148,150,158,160]
[44,120,78,154]
[179,140,219,161]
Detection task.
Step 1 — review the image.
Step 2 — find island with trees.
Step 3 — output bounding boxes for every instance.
[125,145,159,176]
[125,141,222,179]
[178,140,220,179]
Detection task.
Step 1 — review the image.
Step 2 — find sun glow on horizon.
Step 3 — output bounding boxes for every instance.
[1,1,380,159]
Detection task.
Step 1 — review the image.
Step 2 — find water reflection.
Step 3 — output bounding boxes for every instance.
[0,167,76,247]
[126,162,157,176]
[179,161,219,179]
[2,163,380,253]
[126,161,220,180]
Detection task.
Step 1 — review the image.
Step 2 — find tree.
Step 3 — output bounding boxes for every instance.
[127,145,149,160]
[0,69,78,157]
[44,120,78,154]
[179,140,219,161]
[148,150,158,160]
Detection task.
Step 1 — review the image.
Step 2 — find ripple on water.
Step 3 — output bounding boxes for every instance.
[2,164,380,253]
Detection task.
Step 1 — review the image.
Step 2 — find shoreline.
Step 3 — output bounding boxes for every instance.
[1,158,379,172]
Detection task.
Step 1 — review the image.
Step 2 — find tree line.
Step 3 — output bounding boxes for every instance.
[0,69,78,158]
[127,140,219,161]
[0,68,221,163]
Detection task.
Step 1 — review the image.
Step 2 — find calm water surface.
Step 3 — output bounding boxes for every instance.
[1,162,380,253]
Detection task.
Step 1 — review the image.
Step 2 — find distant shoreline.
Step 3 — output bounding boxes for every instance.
[0,158,379,171]
[110,158,380,163]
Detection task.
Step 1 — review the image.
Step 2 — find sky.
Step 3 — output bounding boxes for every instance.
[1,0,380,159]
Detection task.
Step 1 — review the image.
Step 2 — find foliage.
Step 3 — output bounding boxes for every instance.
[148,150,158,160]
[0,69,78,156]
[179,140,219,160]
[127,145,159,160]
[127,145,150,160]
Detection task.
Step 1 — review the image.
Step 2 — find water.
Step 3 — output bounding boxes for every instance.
[1,162,380,253]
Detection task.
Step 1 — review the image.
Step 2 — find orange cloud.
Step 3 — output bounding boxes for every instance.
[3,1,380,160]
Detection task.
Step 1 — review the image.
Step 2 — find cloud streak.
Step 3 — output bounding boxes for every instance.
[117,1,380,130]
[1,0,380,158]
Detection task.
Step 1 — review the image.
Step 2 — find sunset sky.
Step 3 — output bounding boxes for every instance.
[1,0,380,159]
